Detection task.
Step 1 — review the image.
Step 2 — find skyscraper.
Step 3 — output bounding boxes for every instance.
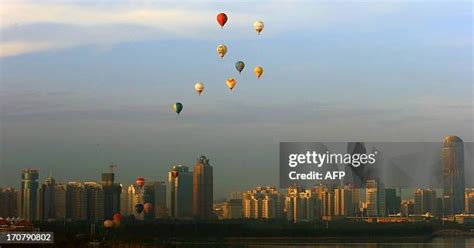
[242,186,284,219]
[400,200,414,217]
[366,179,385,217]
[40,174,56,220]
[192,156,214,220]
[167,165,193,218]
[0,188,18,218]
[414,188,437,216]
[334,186,354,216]
[101,165,121,219]
[152,181,167,218]
[143,183,156,220]
[321,187,334,219]
[54,184,67,220]
[84,182,104,221]
[66,182,87,221]
[223,199,243,219]
[442,136,465,215]
[21,169,40,221]
[286,186,316,223]
[385,188,401,215]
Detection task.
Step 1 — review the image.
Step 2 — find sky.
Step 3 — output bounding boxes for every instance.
[0,0,472,199]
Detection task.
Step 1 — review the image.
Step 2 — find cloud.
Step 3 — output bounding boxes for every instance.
[0,0,402,58]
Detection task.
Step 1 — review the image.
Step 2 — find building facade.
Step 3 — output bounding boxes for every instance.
[0,188,18,218]
[442,136,465,215]
[40,175,56,221]
[167,165,193,218]
[223,199,243,219]
[193,156,214,220]
[242,186,284,220]
[366,179,386,217]
[334,186,354,216]
[20,169,40,221]
[414,188,437,216]
[66,182,87,221]
[101,171,121,219]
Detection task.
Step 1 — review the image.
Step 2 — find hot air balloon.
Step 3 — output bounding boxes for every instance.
[216,13,228,28]
[217,44,227,59]
[103,219,114,229]
[112,213,122,222]
[254,66,264,79]
[194,82,204,95]
[136,177,145,187]
[113,220,121,228]
[171,171,179,178]
[235,61,245,74]
[253,20,264,35]
[173,102,183,115]
[135,203,144,214]
[144,203,153,214]
[226,78,236,91]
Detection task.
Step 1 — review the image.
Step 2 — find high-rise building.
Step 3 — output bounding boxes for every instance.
[286,186,316,223]
[119,185,129,216]
[40,174,56,220]
[365,179,385,217]
[152,181,167,218]
[84,182,104,221]
[167,165,193,218]
[143,183,156,220]
[193,156,214,220]
[414,188,437,216]
[242,186,284,219]
[442,136,465,215]
[385,188,401,215]
[310,185,328,219]
[352,187,361,215]
[334,186,354,216]
[54,184,67,220]
[321,187,334,219]
[0,188,18,218]
[101,168,121,219]
[20,169,40,221]
[400,200,414,217]
[121,184,145,219]
[223,199,243,219]
[66,182,87,221]
[465,188,474,214]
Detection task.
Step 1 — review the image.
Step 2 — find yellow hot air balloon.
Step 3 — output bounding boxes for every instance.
[253,21,264,35]
[226,78,236,90]
[217,44,227,59]
[254,66,264,79]
[194,82,204,95]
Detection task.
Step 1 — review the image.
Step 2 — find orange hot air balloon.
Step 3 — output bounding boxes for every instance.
[112,213,122,222]
[254,66,264,79]
[217,13,228,28]
[226,78,236,91]
[136,177,145,187]
[144,203,153,214]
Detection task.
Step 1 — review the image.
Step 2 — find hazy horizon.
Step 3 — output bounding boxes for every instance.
[1,1,472,198]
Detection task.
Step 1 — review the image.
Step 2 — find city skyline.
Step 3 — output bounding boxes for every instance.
[1,1,472,199]
[2,139,474,200]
